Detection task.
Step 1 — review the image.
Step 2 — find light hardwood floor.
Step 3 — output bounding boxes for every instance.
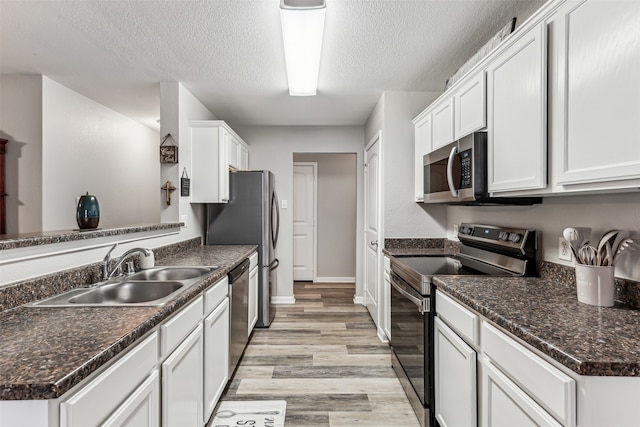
[216,282,421,427]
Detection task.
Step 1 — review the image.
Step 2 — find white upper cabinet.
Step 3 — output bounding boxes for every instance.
[454,72,486,140]
[228,133,250,170]
[551,0,640,189]
[413,110,432,201]
[190,121,248,203]
[431,97,455,150]
[487,22,547,193]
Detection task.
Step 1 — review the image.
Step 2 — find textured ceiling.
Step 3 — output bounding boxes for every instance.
[0,0,546,129]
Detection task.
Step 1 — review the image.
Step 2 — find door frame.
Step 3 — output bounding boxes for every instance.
[363,131,382,318]
[292,161,318,282]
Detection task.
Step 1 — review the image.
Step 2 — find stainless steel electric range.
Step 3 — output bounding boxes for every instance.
[389,223,539,427]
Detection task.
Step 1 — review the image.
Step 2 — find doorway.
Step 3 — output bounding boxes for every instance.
[292,153,357,284]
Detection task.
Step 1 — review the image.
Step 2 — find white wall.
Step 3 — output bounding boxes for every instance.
[41,77,160,230]
[234,125,365,301]
[447,192,640,281]
[0,75,43,233]
[364,91,447,240]
[159,82,217,241]
[293,153,357,280]
[0,75,160,233]
[1,81,218,285]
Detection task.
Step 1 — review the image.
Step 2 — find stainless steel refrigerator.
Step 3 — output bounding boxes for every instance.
[205,170,280,327]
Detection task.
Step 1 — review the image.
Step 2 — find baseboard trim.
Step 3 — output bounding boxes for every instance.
[272,296,296,305]
[314,276,356,283]
[353,295,364,305]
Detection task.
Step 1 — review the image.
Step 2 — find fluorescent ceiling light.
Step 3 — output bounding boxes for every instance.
[280,0,326,96]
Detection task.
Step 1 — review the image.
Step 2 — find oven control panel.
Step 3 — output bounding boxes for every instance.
[457,223,535,256]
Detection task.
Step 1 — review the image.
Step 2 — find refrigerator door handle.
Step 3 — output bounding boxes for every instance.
[267,258,280,271]
[271,190,280,249]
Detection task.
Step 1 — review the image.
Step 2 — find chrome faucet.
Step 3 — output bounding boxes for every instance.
[102,243,152,280]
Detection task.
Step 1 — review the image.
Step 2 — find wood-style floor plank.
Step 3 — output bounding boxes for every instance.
[216,282,421,427]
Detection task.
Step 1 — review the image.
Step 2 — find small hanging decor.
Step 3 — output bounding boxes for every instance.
[160,133,178,163]
[181,168,190,197]
[161,181,177,206]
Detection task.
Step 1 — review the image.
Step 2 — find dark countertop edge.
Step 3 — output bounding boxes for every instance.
[0,244,257,401]
[433,279,640,377]
[0,223,182,251]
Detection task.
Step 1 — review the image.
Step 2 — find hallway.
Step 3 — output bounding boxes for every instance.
[217,282,421,426]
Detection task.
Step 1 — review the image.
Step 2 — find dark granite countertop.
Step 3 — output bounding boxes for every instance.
[0,223,182,251]
[433,275,640,377]
[0,244,256,400]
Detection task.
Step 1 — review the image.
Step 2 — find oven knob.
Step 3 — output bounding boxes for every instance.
[499,231,509,241]
[508,233,522,243]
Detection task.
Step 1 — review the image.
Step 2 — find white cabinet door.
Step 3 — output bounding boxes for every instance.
[454,72,486,140]
[434,317,477,427]
[190,121,230,204]
[487,22,547,193]
[162,324,204,427]
[552,0,640,187]
[219,129,230,203]
[432,98,455,150]
[413,111,432,201]
[482,359,562,427]
[204,298,229,422]
[227,135,240,169]
[102,370,160,427]
[240,144,249,169]
[248,264,258,335]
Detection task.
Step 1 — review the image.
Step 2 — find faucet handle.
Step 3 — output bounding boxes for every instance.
[104,243,118,261]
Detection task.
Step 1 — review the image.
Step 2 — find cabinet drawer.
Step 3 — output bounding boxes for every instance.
[161,296,203,357]
[60,332,159,427]
[249,251,259,270]
[482,322,575,426]
[205,276,229,316]
[436,291,478,346]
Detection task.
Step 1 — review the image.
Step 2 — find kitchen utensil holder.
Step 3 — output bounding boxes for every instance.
[575,264,615,307]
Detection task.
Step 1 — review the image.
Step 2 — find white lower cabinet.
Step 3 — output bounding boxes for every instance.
[162,324,204,427]
[204,298,229,421]
[435,291,576,427]
[434,316,476,427]
[60,332,159,427]
[482,359,562,427]
[55,276,230,427]
[102,370,160,427]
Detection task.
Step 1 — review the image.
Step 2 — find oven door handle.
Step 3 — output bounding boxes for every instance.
[391,274,428,315]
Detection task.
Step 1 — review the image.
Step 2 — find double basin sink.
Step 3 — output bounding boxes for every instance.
[29,266,218,307]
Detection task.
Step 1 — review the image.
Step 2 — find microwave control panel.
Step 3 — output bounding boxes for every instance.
[460,149,472,188]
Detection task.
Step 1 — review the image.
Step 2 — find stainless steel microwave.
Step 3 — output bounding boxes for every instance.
[422,132,541,205]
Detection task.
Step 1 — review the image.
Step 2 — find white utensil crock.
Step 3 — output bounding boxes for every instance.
[575,264,615,307]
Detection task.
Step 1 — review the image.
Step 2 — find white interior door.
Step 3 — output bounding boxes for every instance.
[293,162,317,281]
[364,132,381,324]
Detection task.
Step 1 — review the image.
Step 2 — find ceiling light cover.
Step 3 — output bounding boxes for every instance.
[280,0,326,96]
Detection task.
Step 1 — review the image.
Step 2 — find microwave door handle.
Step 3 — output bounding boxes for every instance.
[447,145,459,198]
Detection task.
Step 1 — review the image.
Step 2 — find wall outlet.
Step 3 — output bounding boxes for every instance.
[180,214,188,228]
[453,224,459,236]
[559,237,572,261]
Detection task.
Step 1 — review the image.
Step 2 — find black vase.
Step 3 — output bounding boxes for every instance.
[76,192,100,229]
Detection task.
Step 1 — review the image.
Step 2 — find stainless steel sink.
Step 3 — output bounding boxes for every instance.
[28,266,218,307]
[68,281,184,304]
[128,266,216,281]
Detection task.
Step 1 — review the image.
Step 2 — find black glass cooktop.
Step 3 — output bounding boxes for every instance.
[395,255,478,276]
